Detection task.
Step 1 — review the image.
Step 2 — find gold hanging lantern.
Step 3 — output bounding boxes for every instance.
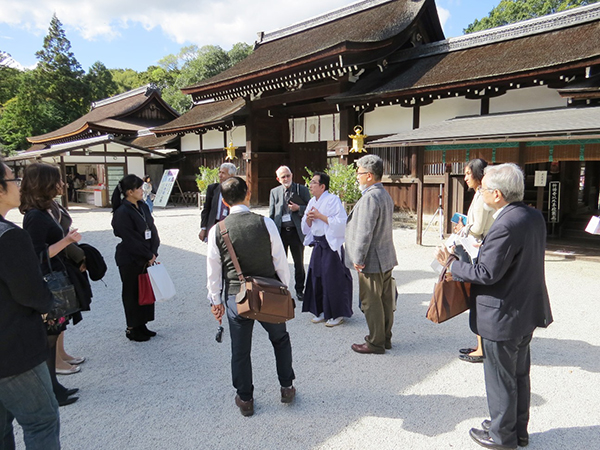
[349,125,368,153]
[224,141,238,161]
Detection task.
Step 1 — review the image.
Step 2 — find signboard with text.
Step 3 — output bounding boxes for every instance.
[154,169,179,208]
[548,181,560,223]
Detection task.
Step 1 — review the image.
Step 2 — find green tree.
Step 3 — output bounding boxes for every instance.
[84,61,119,102]
[110,68,144,94]
[228,42,253,66]
[465,0,600,33]
[34,14,89,127]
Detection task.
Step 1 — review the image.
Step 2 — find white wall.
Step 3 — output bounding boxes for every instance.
[364,105,413,135]
[230,126,246,147]
[181,133,201,152]
[490,85,566,114]
[203,130,224,150]
[420,96,480,127]
[127,156,145,178]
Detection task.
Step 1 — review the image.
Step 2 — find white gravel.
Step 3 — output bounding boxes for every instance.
[5,205,599,450]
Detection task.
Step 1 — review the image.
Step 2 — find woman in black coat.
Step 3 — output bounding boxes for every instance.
[111,175,160,342]
[20,163,87,407]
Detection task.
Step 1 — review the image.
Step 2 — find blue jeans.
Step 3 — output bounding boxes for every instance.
[145,197,154,213]
[225,294,295,401]
[0,362,60,450]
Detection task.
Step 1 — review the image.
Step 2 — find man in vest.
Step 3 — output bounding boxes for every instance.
[206,176,295,417]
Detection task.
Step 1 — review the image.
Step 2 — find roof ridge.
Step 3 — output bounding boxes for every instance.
[395,3,600,62]
[91,84,158,109]
[257,0,395,45]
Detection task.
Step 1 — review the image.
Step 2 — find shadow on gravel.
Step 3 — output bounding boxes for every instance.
[533,337,600,373]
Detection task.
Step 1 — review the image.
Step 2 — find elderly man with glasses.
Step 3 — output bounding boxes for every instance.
[436,163,553,450]
[345,154,398,354]
[269,166,311,302]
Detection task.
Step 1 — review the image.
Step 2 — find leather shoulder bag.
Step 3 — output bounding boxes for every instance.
[218,220,295,324]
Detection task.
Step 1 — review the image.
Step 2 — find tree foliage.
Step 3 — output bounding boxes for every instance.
[465,0,600,33]
[0,12,253,154]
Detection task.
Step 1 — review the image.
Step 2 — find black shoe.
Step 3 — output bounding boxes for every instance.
[482,421,528,447]
[57,396,79,407]
[65,388,79,397]
[469,428,516,449]
[141,324,157,337]
[459,347,477,354]
[126,328,150,342]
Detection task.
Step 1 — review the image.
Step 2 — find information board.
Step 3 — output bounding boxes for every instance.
[154,169,179,208]
[548,181,560,223]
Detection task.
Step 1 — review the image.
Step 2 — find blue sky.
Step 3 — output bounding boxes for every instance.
[0,0,500,72]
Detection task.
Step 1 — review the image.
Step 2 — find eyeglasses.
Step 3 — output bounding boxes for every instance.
[478,187,495,193]
[279,174,291,179]
[356,172,370,177]
[5,178,22,187]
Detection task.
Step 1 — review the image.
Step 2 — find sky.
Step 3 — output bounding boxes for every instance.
[0,0,501,72]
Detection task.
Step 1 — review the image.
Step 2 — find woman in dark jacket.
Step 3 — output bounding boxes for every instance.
[20,163,86,407]
[0,161,61,449]
[111,175,160,342]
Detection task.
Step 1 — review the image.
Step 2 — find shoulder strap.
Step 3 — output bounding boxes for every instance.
[218,220,245,283]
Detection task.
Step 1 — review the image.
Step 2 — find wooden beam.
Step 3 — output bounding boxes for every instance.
[251,82,342,110]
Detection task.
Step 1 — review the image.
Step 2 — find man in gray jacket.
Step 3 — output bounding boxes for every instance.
[345,155,397,354]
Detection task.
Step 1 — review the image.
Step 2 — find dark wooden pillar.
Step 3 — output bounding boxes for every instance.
[245,106,260,205]
[416,147,424,245]
[59,155,68,209]
[443,170,452,235]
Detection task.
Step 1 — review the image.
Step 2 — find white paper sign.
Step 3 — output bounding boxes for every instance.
[534,171,548,187]
[585,216,600,235]
[154,169,179,208]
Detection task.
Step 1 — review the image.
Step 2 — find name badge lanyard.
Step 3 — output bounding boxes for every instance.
[133,203,151,240]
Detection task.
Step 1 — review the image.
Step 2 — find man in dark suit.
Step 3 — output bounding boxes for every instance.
[436,163,553,450]
[269,166,311,301]
[198,163,237,242]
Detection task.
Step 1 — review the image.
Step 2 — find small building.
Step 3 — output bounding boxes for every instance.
[6,85,179,206]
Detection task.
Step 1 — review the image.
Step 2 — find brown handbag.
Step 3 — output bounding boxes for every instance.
[219,221,295,324]
[426,255,471,324]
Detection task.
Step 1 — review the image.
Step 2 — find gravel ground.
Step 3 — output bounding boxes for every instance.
[5,205,599,450]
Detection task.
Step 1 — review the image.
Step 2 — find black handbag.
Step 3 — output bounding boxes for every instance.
[41,248,80,321]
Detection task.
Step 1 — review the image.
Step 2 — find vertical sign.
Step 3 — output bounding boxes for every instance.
[534,171,548,187]
[548,181,560,223]
[154,169,179,208]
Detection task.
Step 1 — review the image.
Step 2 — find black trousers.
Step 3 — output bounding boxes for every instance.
[225,294,295,401]
[280,228,305,295]
[482,334,532,447]
[118,263,155,328]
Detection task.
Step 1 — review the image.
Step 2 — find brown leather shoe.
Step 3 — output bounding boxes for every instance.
[351,343,385,354]
[280,386,296,404]
[365,335,392,350]
[235,395,254,417]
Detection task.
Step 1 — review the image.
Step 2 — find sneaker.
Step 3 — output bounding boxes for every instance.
[325,317,344,327]
[311,313,325,323]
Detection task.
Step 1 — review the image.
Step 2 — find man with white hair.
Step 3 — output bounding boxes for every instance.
[269,166,311,302]
[436,163,553,450]
[198,163,237,242]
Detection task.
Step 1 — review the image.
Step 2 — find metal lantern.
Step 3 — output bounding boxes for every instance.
[349,125,368,153]
[225,142,238,160]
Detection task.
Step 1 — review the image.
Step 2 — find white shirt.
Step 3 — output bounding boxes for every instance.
[206,204,290,305]
[301,190,347,254]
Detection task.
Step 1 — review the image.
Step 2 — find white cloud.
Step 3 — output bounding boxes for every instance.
[0,0,352,47]
[436,6,450,32]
